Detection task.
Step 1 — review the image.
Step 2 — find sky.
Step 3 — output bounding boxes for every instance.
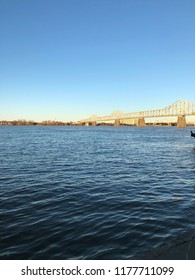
[0,0,195,122]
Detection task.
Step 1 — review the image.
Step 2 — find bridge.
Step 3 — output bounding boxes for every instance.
[80,100,195,127]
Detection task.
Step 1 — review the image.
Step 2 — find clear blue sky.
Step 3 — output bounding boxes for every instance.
[0,0,195,121]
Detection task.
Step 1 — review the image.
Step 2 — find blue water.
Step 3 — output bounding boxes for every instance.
[0,126,195,259]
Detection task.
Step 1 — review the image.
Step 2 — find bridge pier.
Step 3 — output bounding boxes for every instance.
[114,119,120,127]
[84,121,96,126]
[137,117,145,127]
[177,115,186,128]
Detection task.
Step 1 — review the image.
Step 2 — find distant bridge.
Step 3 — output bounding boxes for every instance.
[80,100,195,127]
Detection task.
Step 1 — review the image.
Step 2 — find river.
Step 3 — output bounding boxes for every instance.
[0,126,195,259]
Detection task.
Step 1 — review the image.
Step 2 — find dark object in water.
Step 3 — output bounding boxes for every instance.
[191,131,195,137]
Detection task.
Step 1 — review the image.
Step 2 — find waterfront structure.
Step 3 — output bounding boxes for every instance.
[80,100,195,128]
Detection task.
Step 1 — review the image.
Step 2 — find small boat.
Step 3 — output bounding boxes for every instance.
[191,131,195,137]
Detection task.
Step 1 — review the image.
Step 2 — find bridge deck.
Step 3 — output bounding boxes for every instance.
[81,100,195,123]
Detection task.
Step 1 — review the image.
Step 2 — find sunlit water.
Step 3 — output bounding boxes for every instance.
[0,126,195,259]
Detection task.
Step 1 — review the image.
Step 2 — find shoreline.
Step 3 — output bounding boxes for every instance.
[1,124,195,127]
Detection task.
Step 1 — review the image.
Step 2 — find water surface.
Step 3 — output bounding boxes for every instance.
[0,126,195,259]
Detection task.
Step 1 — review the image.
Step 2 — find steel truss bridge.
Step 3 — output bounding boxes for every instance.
[80,100,195,126]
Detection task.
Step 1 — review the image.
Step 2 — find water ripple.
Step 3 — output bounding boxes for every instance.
[0,126,195,259]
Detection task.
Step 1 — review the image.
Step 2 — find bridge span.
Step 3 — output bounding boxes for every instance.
[80,100,195,128]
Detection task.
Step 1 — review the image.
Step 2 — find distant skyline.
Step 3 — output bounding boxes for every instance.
[1,0,195,121]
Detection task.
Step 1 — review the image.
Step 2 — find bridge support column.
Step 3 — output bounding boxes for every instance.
[114,119,120,127]
[91,121,96,126]
[177,115,186,128]
[137,117,145,127]
[85,122,89,126]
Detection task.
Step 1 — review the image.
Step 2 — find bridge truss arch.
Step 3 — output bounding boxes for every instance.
[81,100,195,123]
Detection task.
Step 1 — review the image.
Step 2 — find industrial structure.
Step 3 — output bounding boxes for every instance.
[80,100,195,128]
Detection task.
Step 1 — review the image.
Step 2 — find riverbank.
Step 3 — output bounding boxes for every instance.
[0,121,195,127]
